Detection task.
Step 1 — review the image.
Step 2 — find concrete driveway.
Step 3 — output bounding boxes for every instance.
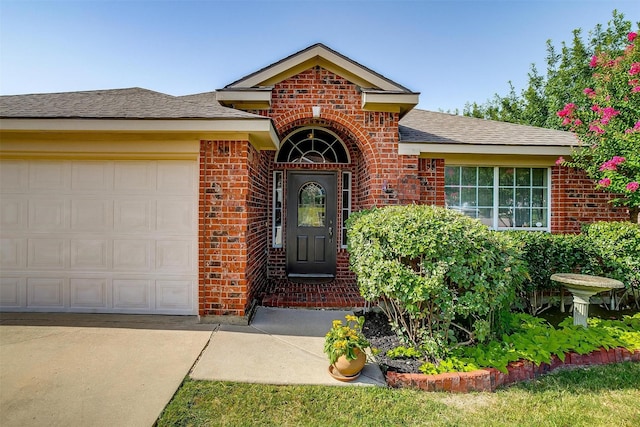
[0,313,214,427]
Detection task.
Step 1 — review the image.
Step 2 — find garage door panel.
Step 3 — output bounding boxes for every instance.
[27,278,65,307]
[157,201,194,233]
[71,239,109,269]
[1,159,197,315]
[29,162,69,191]
[0,277,25,307]
[28,239,68,269]
[70,278,108,308]
[0,161,28,192]
[29,199,68,230]
[114,200,152,232]
[71,199,112,231]
[1,197,27,230]
[156,280,193,310]
[1,238,26,269]
[156,240,193,272]
[71,162,112,191]
[113,279,151,310]
[157,162,196,193]
[113,240,151,271]
[114,162,155,193]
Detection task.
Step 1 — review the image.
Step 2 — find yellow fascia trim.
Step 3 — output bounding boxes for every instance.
[0,133,200,160]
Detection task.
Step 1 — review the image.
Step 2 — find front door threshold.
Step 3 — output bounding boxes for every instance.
[287,273,335,279]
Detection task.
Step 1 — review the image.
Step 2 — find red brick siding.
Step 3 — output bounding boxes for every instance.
[418,158,446,206]
[551,165,628,233]
[199,140,267,318]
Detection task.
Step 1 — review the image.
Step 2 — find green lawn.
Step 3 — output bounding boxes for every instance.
[158,362,640,427]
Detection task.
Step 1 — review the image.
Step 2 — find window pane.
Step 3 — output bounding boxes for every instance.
[499,188,514,207]
[461,167,477,186]
[532,168,546,186]
[445,187,460,207]
[531,188,546,207]
[515,208,531,227]
[499,168,514,186]
[516,168,530,186]
[498,208,513,227]
[516,188,530,207]
[461,188,476,206]
[478,167,493,186]
[478,208,493,227]
[531,208,547,227]
[478,188,493,206]
[445,166,460,185]
[298,182,326,227]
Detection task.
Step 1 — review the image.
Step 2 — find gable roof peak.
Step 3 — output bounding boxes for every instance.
[223,42,415,93]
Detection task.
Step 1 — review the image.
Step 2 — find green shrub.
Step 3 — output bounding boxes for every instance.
[581,221,640,289]
[509,222,639,313]
[424,312,640,375]
[347,205,527,361]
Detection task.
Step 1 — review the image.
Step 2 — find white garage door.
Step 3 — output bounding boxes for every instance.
[0,160,198,314]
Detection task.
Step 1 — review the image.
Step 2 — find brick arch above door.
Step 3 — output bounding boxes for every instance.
[274,108,381,176]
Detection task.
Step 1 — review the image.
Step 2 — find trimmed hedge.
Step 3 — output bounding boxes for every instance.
[346,205,526,360]
[508,221,640,293]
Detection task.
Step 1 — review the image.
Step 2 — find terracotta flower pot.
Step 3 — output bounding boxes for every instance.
[332,349,366,377]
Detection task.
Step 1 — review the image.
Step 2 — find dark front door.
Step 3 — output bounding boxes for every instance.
[286,172,337,277]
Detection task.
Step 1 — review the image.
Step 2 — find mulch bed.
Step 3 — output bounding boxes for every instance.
[357,309,423,374]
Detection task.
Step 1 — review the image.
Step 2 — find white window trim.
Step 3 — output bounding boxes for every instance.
[272,171,283,248]
[341,171,352,248]
[446,166,551,232]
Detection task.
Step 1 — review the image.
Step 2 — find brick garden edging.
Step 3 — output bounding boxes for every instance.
[385,347,640,393]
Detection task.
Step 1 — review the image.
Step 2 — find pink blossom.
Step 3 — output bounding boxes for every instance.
[599,156,626,171]
[555,156,565,166]
[590,55,599,67]
[628,121,640,133]
[557,103,576,118]
[589,124,605,134]
[583,87,596,98]
[562,117,571,126]
[574,119,583,126]
[591,104,600,112]
[632,86,640,93]
[630,62,640,76]
[627,182,640,192]
[598,178,611,187]
[629,79,639,86]
[629,32,638,43]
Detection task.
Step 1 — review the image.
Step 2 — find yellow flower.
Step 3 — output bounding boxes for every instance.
[345,315,358,322]
[332,320,343,328]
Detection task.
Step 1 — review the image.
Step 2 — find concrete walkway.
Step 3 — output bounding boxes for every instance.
[0,307,385,426]
[0,313,214,427]
[191,306,386,386]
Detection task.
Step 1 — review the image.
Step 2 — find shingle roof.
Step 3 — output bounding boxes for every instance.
[0,87,263,119]
[399,109,577,146]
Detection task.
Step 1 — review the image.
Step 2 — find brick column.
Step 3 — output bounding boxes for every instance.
[199,140,261,322]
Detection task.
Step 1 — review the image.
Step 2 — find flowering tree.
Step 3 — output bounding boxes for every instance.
[557,30,640,223]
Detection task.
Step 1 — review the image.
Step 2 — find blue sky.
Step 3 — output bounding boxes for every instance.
[1,0,638,112]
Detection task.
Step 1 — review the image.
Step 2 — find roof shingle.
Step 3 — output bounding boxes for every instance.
[399,109,577,147]
[0,87,263,120]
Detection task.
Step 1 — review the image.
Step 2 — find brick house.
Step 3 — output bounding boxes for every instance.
[0,44,628,323]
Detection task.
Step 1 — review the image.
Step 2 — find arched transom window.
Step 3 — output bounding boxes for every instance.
[276,127,350,163]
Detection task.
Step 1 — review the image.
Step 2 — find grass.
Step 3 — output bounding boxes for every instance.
[158,362,640,427]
